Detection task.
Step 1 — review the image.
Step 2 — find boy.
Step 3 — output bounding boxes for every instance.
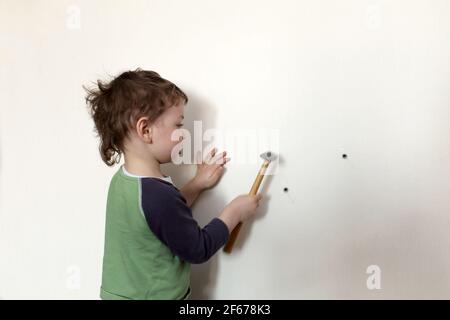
[84,69,262,300]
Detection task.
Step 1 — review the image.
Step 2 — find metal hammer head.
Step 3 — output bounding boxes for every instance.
[260,151,277,162]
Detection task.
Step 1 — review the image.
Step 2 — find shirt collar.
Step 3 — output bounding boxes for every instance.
[121,164,173,184]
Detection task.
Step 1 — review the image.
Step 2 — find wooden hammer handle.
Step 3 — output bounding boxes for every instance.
[223,160,269,254]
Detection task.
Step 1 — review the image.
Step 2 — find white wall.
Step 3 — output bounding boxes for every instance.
[0,0,449,299]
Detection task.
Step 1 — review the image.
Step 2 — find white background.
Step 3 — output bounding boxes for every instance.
[0,0,449,299]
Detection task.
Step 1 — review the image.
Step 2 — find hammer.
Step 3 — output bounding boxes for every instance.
[223,151,276,254]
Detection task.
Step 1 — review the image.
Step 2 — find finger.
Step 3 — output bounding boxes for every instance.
[220,157,231,166]
[204,148,214,164]
[212,151,227,164]
[204,147,217,164]
[195,151,202,165]
[215,165,224,174]
[211,165,224,179]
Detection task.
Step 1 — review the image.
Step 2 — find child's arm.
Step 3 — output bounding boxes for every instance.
[141,180,229,264]
[179,178,203,207]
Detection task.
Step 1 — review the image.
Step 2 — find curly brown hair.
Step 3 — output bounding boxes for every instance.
[84,69,188,166]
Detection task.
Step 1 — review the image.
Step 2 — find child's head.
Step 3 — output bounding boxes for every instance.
[85,69,188,166]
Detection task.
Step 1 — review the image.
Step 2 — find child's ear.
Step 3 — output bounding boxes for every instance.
[136,116,153,144]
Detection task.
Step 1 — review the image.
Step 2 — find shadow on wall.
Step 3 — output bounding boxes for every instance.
[189,171,273,299]
[228,173,274,253]
[161,90,225,299]
[162,90,275,298]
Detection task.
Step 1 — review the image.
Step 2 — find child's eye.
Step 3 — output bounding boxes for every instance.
[176,123,184,128]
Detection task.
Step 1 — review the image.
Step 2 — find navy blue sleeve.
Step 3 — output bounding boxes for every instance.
[140,178,230,264]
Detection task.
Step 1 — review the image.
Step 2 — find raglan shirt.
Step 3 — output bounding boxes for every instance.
[137,167,230,264]
[100,165,230,300]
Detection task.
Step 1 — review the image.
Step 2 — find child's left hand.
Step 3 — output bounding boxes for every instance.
[193,147,230,190]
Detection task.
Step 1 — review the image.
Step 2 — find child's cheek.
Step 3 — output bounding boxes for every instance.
[171,128,183,144]
[168,129,176,145]
[168,129,181,152]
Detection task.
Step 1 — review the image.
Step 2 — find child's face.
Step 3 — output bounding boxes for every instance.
[150,102,185,163]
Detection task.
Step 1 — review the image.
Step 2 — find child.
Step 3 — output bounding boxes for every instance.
[84,69,262,300]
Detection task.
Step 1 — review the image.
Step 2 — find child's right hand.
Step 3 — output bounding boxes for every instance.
[225,194,263,222]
